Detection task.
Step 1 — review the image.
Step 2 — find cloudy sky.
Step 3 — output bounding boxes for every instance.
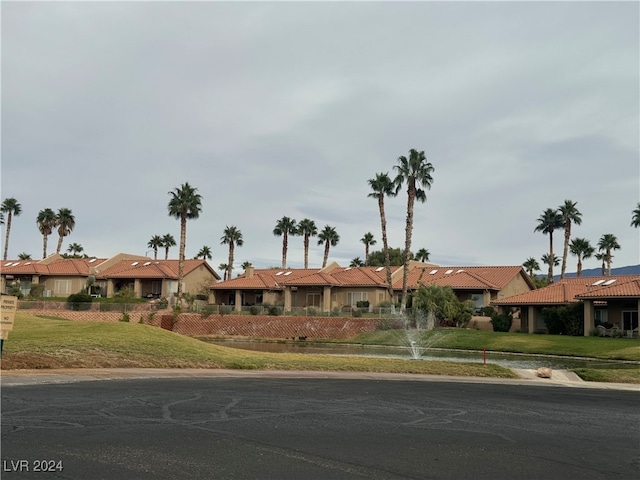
[2,1,638,277]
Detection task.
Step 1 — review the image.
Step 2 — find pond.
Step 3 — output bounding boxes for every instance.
[200,339,640,371]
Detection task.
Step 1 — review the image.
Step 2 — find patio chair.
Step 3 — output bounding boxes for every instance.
[596,325,608,337]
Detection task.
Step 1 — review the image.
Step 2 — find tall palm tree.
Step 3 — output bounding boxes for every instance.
[368,172,397,302]
[415,248,430,263]
[195,245,212,260]
[1,197,22,260]
[167,182,203,301]
[558,200,582,280]
[360,232,376,266]
[0,212,4,224]
[221,226,243,281]
[297,218,317,269]
[218,263,229,281]
[569,237,594,277]
[597,233,621,276]
[534,208,563,283]
[18,252,32,260]
[162,234,176,260]
[147,235,163,260]
[541,253,560,270]
[317,225,339,268]
[241,261,252,270]
[55,208,75,255]
[393,149,434,310]
[273,216,297,269]
[350,257,364,267]
[66,243,84,257]
[632,203,640,228]
[36,208,57,259]
[595,252,606,275]
[522,257,540,277]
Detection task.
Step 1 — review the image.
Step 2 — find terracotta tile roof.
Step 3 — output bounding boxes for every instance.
[1,258,108,276]
[393,265,527,290]
[493,275,640,305]
[576,277,640,299]
[97,259,215,280]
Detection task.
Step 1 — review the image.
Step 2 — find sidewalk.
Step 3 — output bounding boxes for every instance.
[1,367,638,391]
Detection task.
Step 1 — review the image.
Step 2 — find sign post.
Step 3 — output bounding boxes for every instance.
[0,295,18,356]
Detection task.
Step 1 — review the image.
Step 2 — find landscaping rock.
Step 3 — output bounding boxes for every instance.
[536,367,552,379]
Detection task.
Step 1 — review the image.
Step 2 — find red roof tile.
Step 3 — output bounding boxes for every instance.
[576,277,640,299]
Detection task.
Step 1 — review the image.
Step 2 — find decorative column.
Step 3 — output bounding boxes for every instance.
[583,300,594,337]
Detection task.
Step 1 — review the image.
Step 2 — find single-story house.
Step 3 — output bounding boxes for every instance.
[208,261,535,313]
[0,253,220,299]
[491,275,640,336]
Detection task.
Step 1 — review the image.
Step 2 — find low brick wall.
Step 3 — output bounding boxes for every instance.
[17,310,381,339]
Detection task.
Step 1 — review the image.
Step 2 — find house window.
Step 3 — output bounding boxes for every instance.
[347,292,368,307]
[54,280,72,295]
[622,311,638,331]
[151,281,162,295]
[594,309,608,325]
[306,293,321,308]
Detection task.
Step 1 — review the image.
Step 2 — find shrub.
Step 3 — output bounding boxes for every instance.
[482,306,495,317]
[29,284,45,299]
[306,307,317,317]
[352,309,363,318]
[249,305,260,315]
[490,311,512,332]
[541,307,565,334]
[331,307,342,317]
[558,302,584,336]
[220,305,233,315]
[113,286,136,300]
[201,305,216,318]
[120,312,130,322]
[356,300,370,309]
[67,292,93,311]
[268,305,282,316]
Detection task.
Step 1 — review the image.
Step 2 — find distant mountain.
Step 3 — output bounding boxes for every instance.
[552,264,640,281]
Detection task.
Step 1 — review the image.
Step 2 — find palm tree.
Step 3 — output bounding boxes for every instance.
[597,233,621,276]
[541,253,560,270]
[167,182,203,301]
[534,208,563,283]
[1,197,22,260]
[18,252,32,260]
[297,218,317,269]
[415,248,430,263]
[350,257,364,267]
[147,235,163,260]
[195,245,212,260]
[0,212,4,224]
[317,225,339,268]
[522,257,540,277]
[595,252,606,275]
[273,216,297,269]
[368,172,397,302]
[162,234,176,260]
[558,200,582,280]
[66,243,84,257]
[55,208,75,255]
[569,237,594,277]
[36,208,57,259]
[360,232,377,266]
[241,261,252,270]
[632,203,640,228]
[221,226,243,281]
[218,263,229,281]
[393,149,434,310]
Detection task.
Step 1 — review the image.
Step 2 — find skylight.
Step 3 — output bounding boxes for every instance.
[602,279,617,286]
[131,262,139,266]
[345,267,352,270]
[143,262,151,266]
[284,271,292,276]
[429,269,438,274]
[5,262,13,267]
[456,269,464,273]
[375,267,384,272]
[591,280,605,286]
[88,258,97,263]
[25,262,31,265]
[275,272,283,276]
[445,269,453,275]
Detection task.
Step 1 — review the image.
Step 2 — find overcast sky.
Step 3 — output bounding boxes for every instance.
[2,1,639,277]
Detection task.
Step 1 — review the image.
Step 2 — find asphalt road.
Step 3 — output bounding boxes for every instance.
[1,375,639,480]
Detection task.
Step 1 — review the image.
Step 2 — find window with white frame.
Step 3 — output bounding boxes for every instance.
[306,293,321,308]
[53,280,72,295]
[594,309,608,325]
[622,311,638,331]
[347,292,368,307]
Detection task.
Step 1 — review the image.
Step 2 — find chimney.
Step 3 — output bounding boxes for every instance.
[246,265,254,278]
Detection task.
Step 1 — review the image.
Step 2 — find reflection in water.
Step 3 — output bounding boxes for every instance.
[200,339,638,370]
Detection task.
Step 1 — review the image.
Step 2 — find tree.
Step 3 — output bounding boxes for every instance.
[55,208,75,255]
[558,200,582,280]
[534,208,563,283]
[350,257,364,267]
[162,234,176,260]
[368,172,397,302]
[221,226,243,281]
[394,149,434,310]
[273,216,297,269]
[147,235,163,260]
[18,252,31,260]
[569,237,594,277]
[360,232,376,266]
[36,208,57,259]
[595,252,606,275]
[219,263,229,281]
[195,245,212,260]
[415,248,430,263]
[541,253,560,269]
[297,218,317,269]
[241,261,252,270]
[367,248,409,267]
[522,257,540,277]
[317,225,339,268]
[66,243,84,257]
[597,233,621,276]
[632,203,640,228]
[167,182,203,301]
[1,197,22,260]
